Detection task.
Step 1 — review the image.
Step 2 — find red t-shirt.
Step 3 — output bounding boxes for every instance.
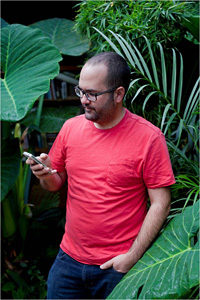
[49,109,175,265]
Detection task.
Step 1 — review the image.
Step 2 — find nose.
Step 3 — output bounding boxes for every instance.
[80,94,90,105]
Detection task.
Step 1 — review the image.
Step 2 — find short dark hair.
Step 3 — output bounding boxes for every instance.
[85,52,130,94]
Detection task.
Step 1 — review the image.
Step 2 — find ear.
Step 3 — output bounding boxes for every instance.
[114,86,125,103]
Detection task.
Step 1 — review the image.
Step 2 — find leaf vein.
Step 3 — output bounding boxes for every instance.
[2,79,18,114]
[171,222,188,248]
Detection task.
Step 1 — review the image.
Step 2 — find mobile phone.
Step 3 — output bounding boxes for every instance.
[23,152,56,174]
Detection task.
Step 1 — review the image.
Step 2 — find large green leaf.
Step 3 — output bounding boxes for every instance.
[1,138,21,201]
[108,201,199,299]
[22,106,81,132]
[1,17,9,28]
[30,18,90,56]
[1,24,62,122]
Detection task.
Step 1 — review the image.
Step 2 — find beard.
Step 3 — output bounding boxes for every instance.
[83,105,100,122]
[82,97,115,125]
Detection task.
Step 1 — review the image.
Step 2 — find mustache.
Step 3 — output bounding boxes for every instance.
[82,104,95,110]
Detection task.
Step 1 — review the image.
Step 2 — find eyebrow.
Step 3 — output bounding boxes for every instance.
[79,86,97,93]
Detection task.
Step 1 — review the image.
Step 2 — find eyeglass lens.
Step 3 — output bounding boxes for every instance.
[75,87,96,101]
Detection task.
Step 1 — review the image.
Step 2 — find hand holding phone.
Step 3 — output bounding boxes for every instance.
[23,152,57,174]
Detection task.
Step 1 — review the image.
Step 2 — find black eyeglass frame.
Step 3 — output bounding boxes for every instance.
[75,85,117,102]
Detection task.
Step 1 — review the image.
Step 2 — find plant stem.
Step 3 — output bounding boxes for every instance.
[35,95,44,128]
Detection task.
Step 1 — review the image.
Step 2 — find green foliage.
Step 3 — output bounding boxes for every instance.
[1,17,9,28]
[96,29,199,222]
[108,201,200,299]
[75,0,197,55]
[95,28,199,152]
[2,262,46,299]
[170,174,199,218]
[30,18,90,56]
[94,17,199,300]
[2,191,18,238]
[1,18,82,298]
[182,15,200,44]
[1,24,62,122]
[1,138,21,201]
[2,5,199,298]
[22,106,80,133]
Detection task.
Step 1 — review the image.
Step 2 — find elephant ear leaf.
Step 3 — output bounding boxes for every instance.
[108,201,199,299]
[1,17,9,28]
[1,24,62,122]
[30,18,89,56]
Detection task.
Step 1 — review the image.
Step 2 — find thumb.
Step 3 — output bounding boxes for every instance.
[100,259,113,270]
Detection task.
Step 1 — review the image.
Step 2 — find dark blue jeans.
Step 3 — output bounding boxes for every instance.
[47,248,125,299]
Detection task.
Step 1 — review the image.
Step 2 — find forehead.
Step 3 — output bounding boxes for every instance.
[79,63,108,90]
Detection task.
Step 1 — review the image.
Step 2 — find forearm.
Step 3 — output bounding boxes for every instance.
[100,187,171,273]
[128,201,170,262]
[100,188,171,273]
[40,173,64,191]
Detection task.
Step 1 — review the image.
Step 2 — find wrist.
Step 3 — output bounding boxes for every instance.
[40,173,60,191]
[127,240,144,261]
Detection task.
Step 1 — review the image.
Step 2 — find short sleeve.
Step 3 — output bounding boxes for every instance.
[48,121,70,173]
[143,132,176,188]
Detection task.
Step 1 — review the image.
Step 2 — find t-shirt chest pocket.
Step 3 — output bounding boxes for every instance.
[106,159,137,187]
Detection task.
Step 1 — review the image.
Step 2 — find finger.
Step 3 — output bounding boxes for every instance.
[32,164,57,176]
[40,153,48,160]
[26,157,36,165]
[32,166,50,177]
[31,163,44,172]
[100,259,113,270]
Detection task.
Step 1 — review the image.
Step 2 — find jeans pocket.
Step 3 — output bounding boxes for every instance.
[57,248,67,260]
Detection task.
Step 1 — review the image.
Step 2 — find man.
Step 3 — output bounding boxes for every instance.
[26,52,175,299]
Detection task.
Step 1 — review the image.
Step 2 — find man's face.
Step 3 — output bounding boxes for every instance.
[79,64,117,125]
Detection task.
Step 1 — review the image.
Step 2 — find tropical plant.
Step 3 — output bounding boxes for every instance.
[94,28,199,150]
[1,17,88,200]
[21,106,80,133]
[108,201,199,299]
[1,16,86,239]
[169,174,199,219]
[74,0,198,55]
[1,23,62,242]
[93,26,199,299]
[1,24,62,122]
[30,18,89,56]
[1,17,86,299]
[2,262,47,299]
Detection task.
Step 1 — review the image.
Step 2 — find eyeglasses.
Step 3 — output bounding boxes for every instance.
[74,85,117,102]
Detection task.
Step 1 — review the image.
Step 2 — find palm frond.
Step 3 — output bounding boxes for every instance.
[158,42,167,97]
[183,77,200,123]
[93,27,122,56]
[167,141,198,174]
[176,52,183,114]
[171,49,177,105]
[94,27,199,152]
[142,91,158,113]
[143,36,160,89]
